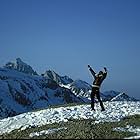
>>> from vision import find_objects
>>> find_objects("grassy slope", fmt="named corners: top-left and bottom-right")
top-left (1, 114), bottom-right (140, 139)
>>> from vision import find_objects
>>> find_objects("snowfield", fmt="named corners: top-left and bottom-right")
top-left (0, 101), bottom-right (140, 136)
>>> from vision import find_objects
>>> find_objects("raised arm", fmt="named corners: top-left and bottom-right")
top-left (88, 65), bottom-right (96, 79)
top-left (103, 67), bottom-right (107, 79)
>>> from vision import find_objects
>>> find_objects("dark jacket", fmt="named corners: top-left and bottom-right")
top-left (89, 67), bottom-right (107, 87)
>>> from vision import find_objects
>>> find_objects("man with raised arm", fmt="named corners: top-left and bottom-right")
top-left (88, 65), bottom-right (107, 111)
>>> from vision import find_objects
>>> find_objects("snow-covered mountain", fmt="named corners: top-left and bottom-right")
top-left (68, 79), bottom-right (91, 94)
top-left (67, 79), bottom-right (92, 99)
top-left (0, 60), bottom-right (85, 119)
top-left (111, 92), bottom-right (138, 101)
top-left (42, 71), bottom-right (91, 102)
top-left (101, 90), bottom-right (138, 102)
top-left (102, 90), bottom-right (120, 100)
top-left (0, 58), bottom-right (138, 119)
top-left (42, 70), bottom-right (73, 85)
top-left (42, 70), bottom-right (91, 97)
top-left (41, 70), bottom-right (138, 102)
top-left (4, 58), bottom-right (38, 76)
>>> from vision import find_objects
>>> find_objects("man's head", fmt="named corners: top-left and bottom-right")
top-left (99, 71), bottom-right (103, 75)
top-left (96, 71), bottom-right (103, 77)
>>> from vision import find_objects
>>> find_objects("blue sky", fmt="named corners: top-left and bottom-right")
top-left (0, 0), bottom-right (140, 99)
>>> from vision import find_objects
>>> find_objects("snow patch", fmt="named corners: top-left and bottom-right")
top-left (114, 125), bottom-right (140, 139)
top-left (29, 127), bottom-right (67, 137)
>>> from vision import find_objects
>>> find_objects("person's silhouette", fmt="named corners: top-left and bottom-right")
top-left (88, 65), bottom-right (107, 111)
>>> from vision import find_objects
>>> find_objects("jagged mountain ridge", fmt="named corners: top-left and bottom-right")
top-left (4, 58), bottom-right (38, 76)
top-left (111, 92), bottom-right (138, 101)
top-left (41, 66), bottom-right (138, 102)
top-left (0, 58), bottom-right (138, 119)
top-left (0, 67), bottom-right (84, 119)
top-left (42, 70), bottom-right (73, 85)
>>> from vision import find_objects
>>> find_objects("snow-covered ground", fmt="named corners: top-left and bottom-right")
top-left (0, 101), bottom-right (140, 137)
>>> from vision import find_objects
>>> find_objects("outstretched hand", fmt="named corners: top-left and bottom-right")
top-left (104, 67), bottom-right (107, 71)
top-left (88, 65), bottom-right (90, 68)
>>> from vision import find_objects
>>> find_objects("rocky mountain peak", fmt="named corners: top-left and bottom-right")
top-left (3, 58), bottom-right (38, 75)
top-left (42, 70), bottom-right (73, 85)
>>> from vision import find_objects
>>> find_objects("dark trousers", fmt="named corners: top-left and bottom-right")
top-left (91, 87), bottom-right (105, 111)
